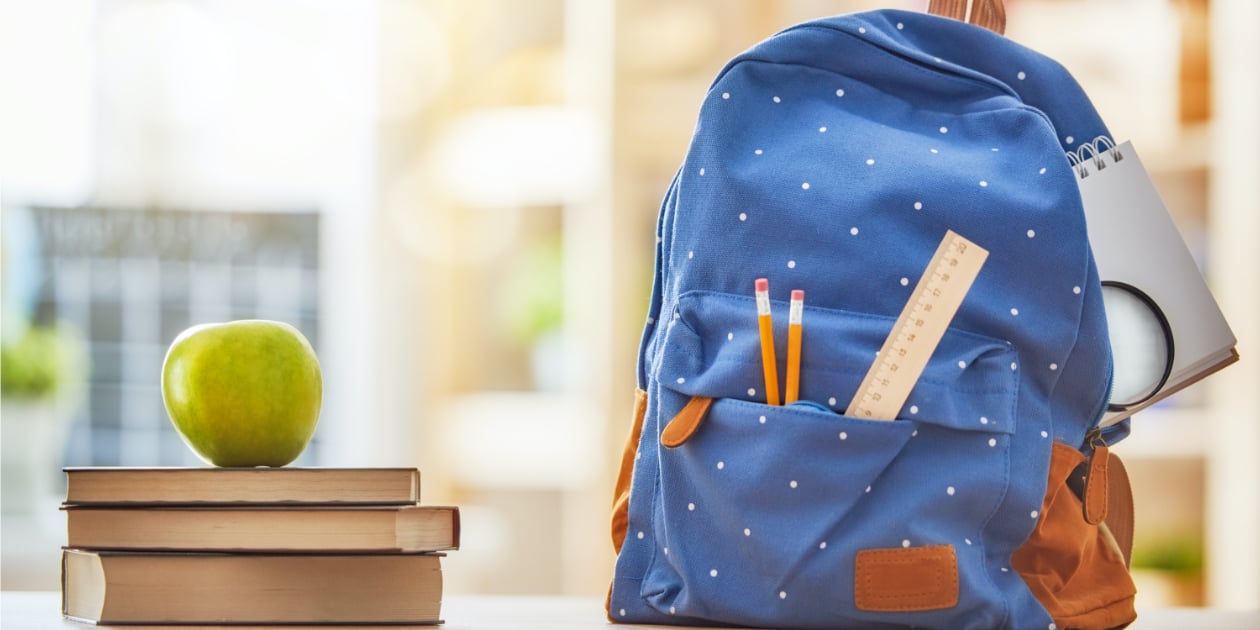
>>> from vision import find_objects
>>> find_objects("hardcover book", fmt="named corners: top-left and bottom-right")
top-left (62, 550), bottom-right (443, 624)
top-left (65, 505), bottom-right (460, 553)
top-left (63, 467), bottom-right (422, 506)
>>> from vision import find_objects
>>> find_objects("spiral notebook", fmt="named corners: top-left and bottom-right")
top-left (1073, 139), bottom-right (1239, 426)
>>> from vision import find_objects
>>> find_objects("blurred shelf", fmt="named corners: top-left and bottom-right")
top-left (1116, 406), bottom-right (1209, 459)
top-left (1142, 123), bottom-right (1212, 175)
top-left (437, 392), bottom-right (604, 491)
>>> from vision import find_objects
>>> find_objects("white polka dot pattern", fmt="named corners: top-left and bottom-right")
top-left (611, 9), bottom-right (1115, 628)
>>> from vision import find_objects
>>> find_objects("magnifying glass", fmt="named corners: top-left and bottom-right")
top-left (1101, 281), bottom-right (1175, 412)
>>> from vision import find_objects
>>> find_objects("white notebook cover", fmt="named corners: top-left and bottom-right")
top-left (1080, 141), bottom-right (1238, 426)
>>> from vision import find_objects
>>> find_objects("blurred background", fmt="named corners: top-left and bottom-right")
top-left (1, 0), bottom-right (1256, 611)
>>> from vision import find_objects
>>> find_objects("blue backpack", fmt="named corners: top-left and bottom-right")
top-left (610, 9), bottom-right (1137, 629)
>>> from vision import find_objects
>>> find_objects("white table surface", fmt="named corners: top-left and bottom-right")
top-left (4, 591), bottom-right (1258, 629)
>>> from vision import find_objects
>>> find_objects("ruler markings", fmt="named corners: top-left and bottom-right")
top-left (846, 230), bottom-right (989, 421)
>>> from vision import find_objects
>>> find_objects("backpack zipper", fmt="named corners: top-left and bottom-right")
top-left (774, 21), bottom-right (1023, 102)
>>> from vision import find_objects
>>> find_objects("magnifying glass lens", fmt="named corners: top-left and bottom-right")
top-left (1102, 282), bottom-right (1173, 410)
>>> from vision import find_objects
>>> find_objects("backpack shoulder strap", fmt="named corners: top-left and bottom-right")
top-left (929, 0), bottom-right (1007, 34)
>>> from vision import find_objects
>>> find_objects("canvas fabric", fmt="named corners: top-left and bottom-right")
top-left (611, 9), bottom-right (1134, 629)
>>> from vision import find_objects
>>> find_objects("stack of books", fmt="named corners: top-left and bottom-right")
top-left (59, 467), bottom-right (459, 625)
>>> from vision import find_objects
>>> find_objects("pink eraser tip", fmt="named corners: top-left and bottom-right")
top-left (791, 290), bottom-right (804, 300)
top-left (755, 278), bottom-right (769, 291)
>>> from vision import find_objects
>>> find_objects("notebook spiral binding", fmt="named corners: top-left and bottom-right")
top-left (1065, 135), bottom-right (1124, 179)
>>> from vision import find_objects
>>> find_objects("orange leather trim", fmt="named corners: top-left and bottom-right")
top-left (927, 0), bottom-right (967, 21)
top-left (660, 396), bottom-right (714, 448)
top-left (968, 0), bottom-right (1007, 35)
top-left (928, 0), bottom-right (1006, 34)
top-left (604, 583), bottom-right (615, 622)
top-left (1105, 452), bottom-right (1135, 567)
top-left (1012, 442), bottom-right (1137, 629)
top-left (1084, 443), bottom-right (1110, 525)
top-left (610, 389), bottom-right (648, 555)
top-left (854, 545), bottom-right (959, 612)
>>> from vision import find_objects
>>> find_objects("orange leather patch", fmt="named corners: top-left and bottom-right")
top-left (1012, 442), bottom-right (1136, 629)
top-left (1083, 443), bottom-right (1110, 525)
top-left (610, 389), bottom-right (648, 555)
top-left (854, 545), bottom-right (959, 612)
top-left (660, 396), bottom-right (714, 448)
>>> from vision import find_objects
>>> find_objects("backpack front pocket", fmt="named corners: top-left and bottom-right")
top-left (637, 290), bottom-right (1023, 629)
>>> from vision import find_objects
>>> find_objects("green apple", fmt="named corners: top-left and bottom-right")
top-left (161, 320), bottom-right (322, 467)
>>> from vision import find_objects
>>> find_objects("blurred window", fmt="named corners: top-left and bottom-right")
top-left (29, 207), bottom-right (321, 466)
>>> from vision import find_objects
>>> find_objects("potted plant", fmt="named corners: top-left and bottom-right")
top-left (498, 238), bottom-right (565, 391)
top-left (1130, 535), bottom-right (1205, 606)
top-left (1, 322), bottom-right (87, 513)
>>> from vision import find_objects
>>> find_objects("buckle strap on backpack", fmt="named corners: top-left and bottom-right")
top-left (1083, 428), bottom-right (1110, 525)
top-left (661, 396), bottom-right (714, 448)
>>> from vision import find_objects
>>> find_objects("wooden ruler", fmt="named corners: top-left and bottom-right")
top-left (847, 230), bottom-right (989, 421)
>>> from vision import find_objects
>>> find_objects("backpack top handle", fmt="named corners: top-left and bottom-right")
top-left (927, 0), bottom-right (1007, 35)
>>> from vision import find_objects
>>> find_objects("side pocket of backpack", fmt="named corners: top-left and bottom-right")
top-left (1012, 442), bottom-right (1137, 629)
top-left (612, 388), bottom-right (649, 555)
top-left (608, 388), bottom-right (650, 621)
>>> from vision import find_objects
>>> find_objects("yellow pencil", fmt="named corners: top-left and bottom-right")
top-left (755, 278), bottom-right (780, 406)
top-left (785, 289), bottom-right (804, 404)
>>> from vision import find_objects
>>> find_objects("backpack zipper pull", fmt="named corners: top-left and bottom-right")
top-left (1081, 427), bottom-right (1110, 525)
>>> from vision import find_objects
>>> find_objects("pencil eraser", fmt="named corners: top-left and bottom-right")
top-left (791, 290), bottom-right (804, 301)
top-left (755, 278), bottom-right (769, 292)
